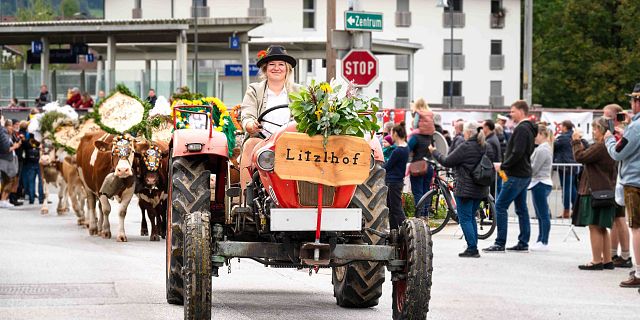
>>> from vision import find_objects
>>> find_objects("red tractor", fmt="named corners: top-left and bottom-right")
top-left (165, 104), bottom-right (433, 320)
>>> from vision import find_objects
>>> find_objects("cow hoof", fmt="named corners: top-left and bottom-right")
top-left (141, 229), bottom-right (149, 236)
top-left (41, 208), bottom-right (49, 215)
top-left (89, 227), bottom-right (99, 236)
top-left (101, 231), bottom-right (112, 239)
top-left (117, 234), bottom-right (128, 242)
top-left (77, 218), bottom-right (85, 225)
top-left (150, 234), bottom-right (160, 241)
top-left (57, 208), bottom-right (69, 215)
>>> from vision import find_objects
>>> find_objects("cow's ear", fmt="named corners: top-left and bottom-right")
top-left (94, 140), bottom-right (111, 152)
top-left (134, 139), bottom-right (150, 154)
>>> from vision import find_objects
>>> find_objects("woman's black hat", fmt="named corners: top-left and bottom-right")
top-left (256, 45), bottom-right (297, 68)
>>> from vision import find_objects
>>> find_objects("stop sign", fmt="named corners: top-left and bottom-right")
top-left (341, 49), bottom-right (378, 87)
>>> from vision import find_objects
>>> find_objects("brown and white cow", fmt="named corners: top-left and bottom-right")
top-left (133, 141), bottom-right (169, 241)
top-left (76, 131), bottom-right (139, 241)
top-left (61, 155), bottom-right (87, 226)
top-left (38, 140), bottom-right (69, 215)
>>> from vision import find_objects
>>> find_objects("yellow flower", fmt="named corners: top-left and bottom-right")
top-left (320, 83), bottom-right (333, 93)
top-left (221, 111), bottom-right (230, 118)
top-left (315, 110), bottom-right (323, 120)
top-left (212, 97), bottom-right (227, 112)
top-left (219, 118), bottom-right (226, 126)
top-left (215, 126), bottom-right (223, 132)
top-left (171, 100), bottom-right (178, 109)
top-left (182, 99), bottom-right (191, 105)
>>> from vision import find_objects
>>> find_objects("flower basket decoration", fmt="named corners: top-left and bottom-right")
top-left (289, 80), bottom-right (380, 147)
top-left (171, 96), bottom-right (237, 157)
top-left (88, 84), bottom-right (153, 138)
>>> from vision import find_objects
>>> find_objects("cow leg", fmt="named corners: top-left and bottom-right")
top-left (86, 192), bottom-right (99, 235)
top-left (69, 186), bottom-right (84, 224)
top-left (158, 201), bottom-right (167, 239)
top-left (99, 194), bottom-right (112, 239)
top-left (148, 207), bottom-right (160, 241)
top-left (40, 182), bottom-right (49, 215)
top-left (57, 177), bottom-right (69, 215)
top-left (116, 186), bottom-right (135, 242)
top-left (140, 204), bottom-right (149, 236)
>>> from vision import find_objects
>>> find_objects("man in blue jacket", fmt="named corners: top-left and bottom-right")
top-left (554, 120), bottom-right (579, 219)
top-left (605, 83), bottom-right (640, 292)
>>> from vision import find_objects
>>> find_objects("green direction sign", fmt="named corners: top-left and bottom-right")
top-left (344, 11), bottom-right (383, 32)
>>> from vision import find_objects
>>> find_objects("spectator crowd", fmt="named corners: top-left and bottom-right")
top-left (377, 83), bottom-right (640, 294)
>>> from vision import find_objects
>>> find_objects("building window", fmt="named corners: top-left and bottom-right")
top-left (396, 38), bottom-right (409, 70)
top-left (444, 39), bottom-right (463, 55)
top-left (397, 0), bottom-right (409, 12)
top-left (491, 40), bottom-right (502, 55)
top-left (303, 0), bottom-right (316, 29)
top-left (443, 81), bottom-right (462, 97)
top-left (194, 0), bottom-right (207, 6)
top-left (307, 60), bottom-right (314, 73)
top-left (322, 59), bottom-right (326, 68)
top-left (443, 0), bottom-right (463, 12)
top-left (443, 39), bottom-right (464, 70)
top-left (249, 0), bottom-right (266, 16)
top-left (396, 81), bottom-right (408, 98)
top-left (491, 0), bottom-right (502, 14)
top-left (250, 0), bottom-right (264, 7)
top-left (490, 81), bottom-right (502, 96)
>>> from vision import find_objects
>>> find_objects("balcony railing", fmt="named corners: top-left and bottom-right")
top-left (443, 12), bottom-right (465, 28)
top-left (489, 96), bottom-right (504, 108)
top-left (248, 7), bottom-right (267, 17)
top-left (443, 54), bottom-right (465, 70)
top-left (395, 97), bottom-right (410, 108)
top-left (442, 96), bottom-right (465, 107)
top-left (396, 11), bottom-right (412, 27)
top-left (490, 55), bottom-right (504, 70)
top-left (490, 14), bottom-right (505, 28)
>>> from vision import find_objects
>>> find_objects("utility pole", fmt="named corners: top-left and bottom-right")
top-left (193, 0), bottom-right (199, 93)
top-left (523, 0), bottom-right (533, 105)
top-left (326, 0), bottom-right (336, 81)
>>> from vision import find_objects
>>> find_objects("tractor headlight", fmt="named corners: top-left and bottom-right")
top-left (186, 143), bottom-right (203, 152)
top-left (257, 149), bottom-right (275, 171)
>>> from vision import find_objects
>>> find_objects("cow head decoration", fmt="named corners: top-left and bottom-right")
top-left (94, 134), bottom-right (136, 178)
top-left (39, 139), bottom-right (58, 167)
top-left (133, 140), bottom-right (169, 189)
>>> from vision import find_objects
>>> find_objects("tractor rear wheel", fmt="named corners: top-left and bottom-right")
top-left (333, 164), bottom-right (389, 308)
top-left (166, 157), bottom-right (211, 306)
top-left (184, 211), bottom-right (212, 320)
top-left (392, 218), bottom-right (433, 320)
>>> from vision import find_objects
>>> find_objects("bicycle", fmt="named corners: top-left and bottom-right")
top-left (414, 159), bottom-right (497, 240)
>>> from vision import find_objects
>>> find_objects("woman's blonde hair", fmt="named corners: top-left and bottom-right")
top-left (412, 98), bottom-right (431, 112)
top-left (537, 123), bottom-right (554, 148)
top-left (464, 121), bottom-right (485, 146)
top-left (259, 61), bottom-right (294, 87)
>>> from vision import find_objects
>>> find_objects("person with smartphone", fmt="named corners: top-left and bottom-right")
top-left (604, 84), bottom-right (640, 291)
top-left (603, 104), bottom-right (633, 269)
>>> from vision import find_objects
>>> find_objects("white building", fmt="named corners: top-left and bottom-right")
top-left (105, 0), bottom-right (521, 109)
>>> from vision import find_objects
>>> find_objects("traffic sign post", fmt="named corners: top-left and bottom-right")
top-left (344, 11), bottom-right (383, 32)
top-left (341, 49), bottom-right (378, 87)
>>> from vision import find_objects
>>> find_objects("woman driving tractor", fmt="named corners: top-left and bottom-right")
top-left (239, 45), bottom-right (302, 188)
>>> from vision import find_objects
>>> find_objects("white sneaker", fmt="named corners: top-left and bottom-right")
top-left (530, 242), bottom-right (549, 252)
top-left (0, 200), bottom-right (14, 208)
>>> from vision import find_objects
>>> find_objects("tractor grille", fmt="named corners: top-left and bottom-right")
top-left (297, 181), bottom-right (335, 207)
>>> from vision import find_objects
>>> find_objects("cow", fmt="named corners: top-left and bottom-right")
top-left (38, 140), bottom-right (69, 215)
top-left (76, 131), bottom-right (139, 241)
top-left (61, 155), bottom-right (87, 226)
top-left (133, 140), bottom-right (169, 241)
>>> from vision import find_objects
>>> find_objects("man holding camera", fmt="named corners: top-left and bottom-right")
top-left (605, 84), bottom-right (640, 292)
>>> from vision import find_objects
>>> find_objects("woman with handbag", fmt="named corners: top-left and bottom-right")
top-left (572, 117), bottom-right (618, 270)
top-left (408, 98), bottom-right (436, 219)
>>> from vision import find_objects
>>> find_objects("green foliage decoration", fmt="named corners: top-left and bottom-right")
top-left (289, 80), bottom-right (380, 147)
top-left (88, 84), bottom-right (154, 139)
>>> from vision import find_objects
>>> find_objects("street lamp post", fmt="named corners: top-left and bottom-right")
top-left (437, 0), bottom-right (454, 109)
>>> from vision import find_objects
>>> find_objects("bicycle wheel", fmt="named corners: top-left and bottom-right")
top-left (476, 195), bottom-right (497, 240)
top-left (416, 183), bottom-right (453, 235)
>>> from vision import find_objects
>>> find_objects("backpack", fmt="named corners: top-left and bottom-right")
top-left (471, 149), bottom-right (495, 186)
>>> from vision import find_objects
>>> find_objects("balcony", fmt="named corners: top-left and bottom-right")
top-left (443, 12), bottom-right (465, 28)
top-left (490, 55), bottom-right (504, 70)
top-left (191, 6), bottom-right (210, 18)
top-left (489, 96), bottom-right (504, 108)
top-left (395, 97), bottom-right (410, 108)
top-left (395, 11), bottom-right (412, 27)
top-left (490, 14), bottom-right (505, 29)
top-left (248, 7), bottom-right (267, 17)
top-left (443, 54), bottom-right (465, 70)
top-left (442, 96), bottom-right (465, 107)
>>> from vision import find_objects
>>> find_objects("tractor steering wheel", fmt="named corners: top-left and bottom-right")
top-left (255, 104), bottom-right (291, 139)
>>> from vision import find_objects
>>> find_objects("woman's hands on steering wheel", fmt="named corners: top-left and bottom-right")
top-left (245, 120), bottom-right (262, 135)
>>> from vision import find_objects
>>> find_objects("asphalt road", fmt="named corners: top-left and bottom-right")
top-left (1, 195), bottom-right (639, 320)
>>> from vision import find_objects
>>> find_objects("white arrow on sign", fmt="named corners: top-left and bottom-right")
top-left (347, 16), bottom-right (356, 26)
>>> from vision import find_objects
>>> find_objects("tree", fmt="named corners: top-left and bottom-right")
top-left (533, 0), bottom-right (640, 109)
top-left (60, 0), bottom-right (80, 19)
top-left (16, 0), bottom-right (55, 21)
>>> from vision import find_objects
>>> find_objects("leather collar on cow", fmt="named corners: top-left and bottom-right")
top-left (112, 135), bottom-right (133, 159)
top-left (143, 145), bottom-right (161, 172)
